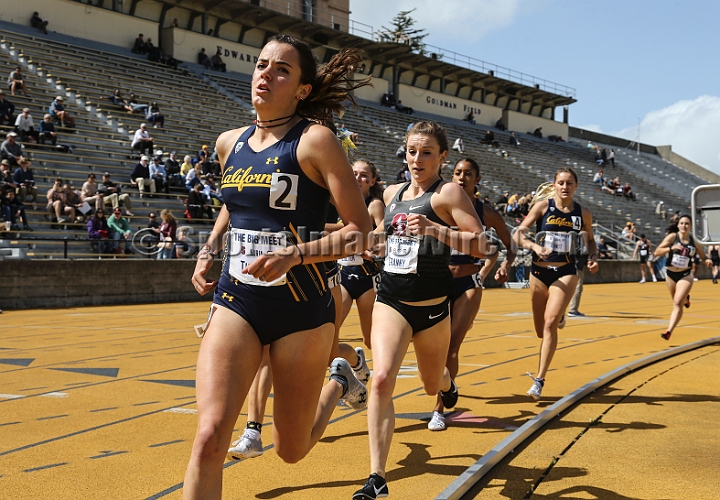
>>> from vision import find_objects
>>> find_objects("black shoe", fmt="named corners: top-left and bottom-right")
top-left (440, 378), bottom-right (459, 409)
top-left (661, 331), bottom-right (672, 341)
top-left (684, 295), bottom-right (690, 309)
top-left (353, 474), bottom-right (388, 499)
top-left (22, 225), bottom-right (33, 232)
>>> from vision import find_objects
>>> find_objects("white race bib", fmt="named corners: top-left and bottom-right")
top-left (543, 232), bottom-right (573, 253)
top-left (670, 254), bottom-right (690, 268)
top-left (384, 235), bottom-right (420, 274)
top-left (229, 228), bottom-right (287, 286)
top-left (640, 249), bottom-right (648, 256)
top-left (338, 254), bottom-right (364, 267)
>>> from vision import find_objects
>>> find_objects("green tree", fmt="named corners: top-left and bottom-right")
top-left (379, 9), bottom-right (429, 55)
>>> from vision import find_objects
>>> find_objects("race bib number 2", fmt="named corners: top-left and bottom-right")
top-left (229, 228), bottom-right (287, 286)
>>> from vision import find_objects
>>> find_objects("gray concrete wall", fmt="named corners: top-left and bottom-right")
top-left (0, 259), bottom-right (713, 310)
top-left (655, 146), bottom-right (720, 184)
top-left (569, 127), bottom-right (658, 155)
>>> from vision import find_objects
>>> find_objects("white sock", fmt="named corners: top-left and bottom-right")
top-left (244, 428), bottom-right (260, 441)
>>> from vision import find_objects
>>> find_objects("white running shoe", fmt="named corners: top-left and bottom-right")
top-left (428, 411), bottom-right (446, 431)
top-left (353, 347), bottom-right (371, 384)
top-left (526, 372), bottom-right (544, 401)
top-left (639, 278), bottom-right (646, 283)
top-left (227, 430), bottom-right (263, 460)
top-left (330, 357), bottom-right (368, 410)
top-left (652, 276), bottom-right (657, 282)
top-left (558, 315), bottom-right (566, 329)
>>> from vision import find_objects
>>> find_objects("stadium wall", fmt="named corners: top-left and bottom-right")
top-left (0, 0), bottom-right (157, 50)
top-left (163, 28), bottom-right (260, 75)
top-left (0, 259), bottom-right (711, 310)
top-left (655, 146), bottom-right (720, 184)
top-left (397, 84), bottom-right (502, 126)
top-left (503, 110), bottom-right (568, 140)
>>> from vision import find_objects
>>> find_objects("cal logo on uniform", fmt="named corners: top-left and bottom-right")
top-left (234, 141), bottom-right (244, 154)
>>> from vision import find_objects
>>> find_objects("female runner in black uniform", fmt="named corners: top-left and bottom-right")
top-left (428, 158), bottom-right (515, 431)
top-left (654, 215), bottom-right (713, 340)
top-left (513, 168), bottom-right (598, 401)
top-left (353, 122), bottom-right (491, 499)
top-left (709, 244), bottom-right (719, 284)
top-left (186, 35), bottom-right (373, 499)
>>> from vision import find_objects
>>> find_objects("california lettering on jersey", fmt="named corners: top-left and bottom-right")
top-left (545, 214), bottom-right (582, 230)
top-left (222, 164), bottom-right (279, 191)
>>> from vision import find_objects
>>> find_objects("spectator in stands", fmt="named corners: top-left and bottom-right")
top-left (463, 110), bottom-right (476, 125)
top-left (655, 200), bottom-right (667, 220)
top-left (394, 99), bottom-right (413, 115)
top-left (187, 181), bottom-right (213, 221)
top-left (174, 226), bottom-right (191, 259)
top-left (81, 173), bottom-right (104, 212)
top-left (46, 178), bottom-right (73, 224)
top-left (597, 237), bottom-right (612, 259)
top-left (1, 160), bottom-right (17, 192)
top-left (14, 108), bottom-right (38, 143)
top-left (180, 154), bottom-right (193, 178)
top-left (132, 34), bottom-right (147, 55)
top-left (159, 49), bottom-right (180, 70)
top-left (452, 136), bottom-right (464, 154)
top-left (108, 207), bottom-right (132, 254)
top-left (0, 91), bottom-right (16, 126)
top-left (669, 211), bottom-right (680, 225)
top-left (594, 149), bottom-right (603, 165)
top-left (2, 132), bottom-right (24, 168)
top-left (380, 92), bottom-right (395, 107)
top-left (508, 131), bottom-right (520, 147)
top-left (108, 90), bottom-right (133, 113)
top-left (130, 155), bottom-right (156, 197)
top-left (1, 188), bottom-right (32, 231)
top-left (202, 173), bottom-right (223, 204)
top-left (7, 67), bottom-right (29, 97)
top-left (622, 183), bottom-right (636, 200)
top-left (211, 50), bottom-right (227, 72)
top-left (146, 212), bottom-right (160, 230)
top-left (592, 170), bottom-right (605, 187)
top-left (483, 195), bottom-right (492, 207)
top-left (31, 12), bottom-right (49, 35)
top-left (146, 102), bottom-right (165, 128)
top-left (208, 148), bottom-right (221, 176)
top-left (170, 18), bottom-right (180, 28)
top-left (395, 144), bottom-right (406, 161)
top-left (87, 208), bottom-right (112, 255)
top-left (198, 151), bottom-right (215, 176)
top-left (338, 123), bottom-right (360, 144)
top-left (131, 123), bottom-right (154, 155)
top-left (621, 221), bottom-right (636, 240)
top-left (63, 184), bottom-right (86, 222)
top-left (185, 162), bottom-right (203, 191)
top-left (481, 130), bottom-right (499, 147)
top-left (150, 150), bottom-right (168, 194)
top-left (496, 190), bottom-right (509, 214)
top-left (38, 114), bottom-right (58, 145)
top-left (197, 48), bottom-right (212, 69)
top-left (608, 149), bottom-right (616, 168)
top-left (98, 172), bottom-right (133, 216)
top-left (12, 157), bottom-right (37, 204)
top-left (146, 38), bottom-right (161, 63)
top-left (600, 148), bottom-right (607, 166)
top-left (152, 209), bottom-right (177, 259)
top-left (495, 118), bottom-right (506, 131)
top-left (165, 150), bottom-right (182, 187)
top-left (49, 96), bottom-right (75, 128)
top-left (395, 165), bottom-right (409, 183)
top-left (533, 127), bottom-right (542, 138)
top-left (127, 94), bottom-right (148, 114)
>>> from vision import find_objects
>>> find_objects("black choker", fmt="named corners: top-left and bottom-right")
top-left (255, 114), bottom-right (296, 129)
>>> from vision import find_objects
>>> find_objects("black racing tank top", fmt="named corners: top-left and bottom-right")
top-left (638, 240), bottom-right (650, 257)
top-left (667, 232), bottom-right (696, 270)
top-left (379, 179), bottom-right (453, 301)
top-left (711, 247), bottom-right (719, 260)
top-left (220, 119), bottom-right (331, 301)
top-left (449, 197), bottom-right (485, 266)
top-left (534, 198), bottom-right (584, 264)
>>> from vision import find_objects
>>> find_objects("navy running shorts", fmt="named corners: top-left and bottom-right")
top-left (531, 262), bottom-right (577, 288)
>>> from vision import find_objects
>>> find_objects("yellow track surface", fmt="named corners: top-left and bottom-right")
top-left (1, 281), bottom-right (718, 499)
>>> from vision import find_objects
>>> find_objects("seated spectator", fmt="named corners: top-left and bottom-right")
top-left (547, 134), bottom-right (563, 142)
top-left (0, 91), bottom-right (15, 126)
top-left (30, 12), bottom-right (49, 35)
top-left (208, 148), bottom-right (221, 176)
top-left (180, 154), bottom-right (193, 178)
top-left (211, 50), bottom-right (227, 72)
top-left (203, 174), bottom-right (223, 205)
top-left (338, 123), bottom-right (360, 143)
top-left (130, 155), bottom-right (156, 197)
top-left (622, 183), bottom-right (636, 200)
top-left (508, 131), bottom-right (520, 147)
top-left (611, 176), bottom-right (623, 195)
top-left (395, 100), bottom-right (413, 115)
top-left (131, 34), bottom-right (147, 54)
top-left (1, 160), bottom-right (17, 192)
top-left (481, 130), bottom-right (499, 147)
top-left (594, 150), bottom-right (603, 165)
top-left (2, 131), bottom-right (24, 167)
top-left (7, 67), bottom-right (29, 97)
top-left (396, 165), bottom-right (409, 183)
top-left (152, 209), bottom-right (177, 259)
top-left (592, 170), bottom-right (604, 186)
top-left (81, 173), bottom-right (104, 212)
top-left (146, 102), bottom-right (164, 128)
top-left (158, 49), bottom-right (180, 70)
top-left (150, 150), bottom-right (168, 194)
top-left (98, 172), bottom-right (133, 216)
top-left (46, 178), bottom-right (74, 224)
top-left (196, 144), bottom-right (210, 163)
top-left (165, 150), bottom-right (183, 188)
top-left (482, 195), bottom-right (492, 207)
top-left (12, 157), bottom-right (37, 204)
top-left (380, 92), bottom-right (395, 107)
top-left (463, 110), bottom-right (476, 125)
top-left (174, 226), bottom-right (191, 259)
top-left (14, 108), bottom-right (39, 143)
top-left (197, 48), bottom-right (212, 69)
top-left (1, 187), bottom-right (32, 231)
top-left (533, 127), bottom-right (543, 138)
top-left (600, 147), bottom-right (607, 166)
top-left (108, 90), bottom-right (133, 112)
top-left (87, 208), bottom-right (112, 254)
top-left (108, 208), bottom-right (132, 254)
top-left (655, 200), bottom-right (667, 220)
top-left (146, 39), bottom-right (161, 63)
top-left (185, 163), bottom-right (203, 191)
top-left (146, 212), bottom-right (161, 230)
top-left (131, 123), bottom-right (154, 154)
top-left (198, 151), bottom-right (214, 176)
top-left (495, 190), bottom-right (509, 214)
top-left (187, 182), bottom-right (213, 221)
top-left (395, 144), bottom-right (407, 160)
top-left (669, 211), bottom-right (680, 224)
top-left (127, 94), bottom-right (149, 114)
top-left (495, 118), bottom-right (506, 131)
top-left (38, 114), bottom-right (58, 145)
top-left (63, 184), bottom-right (86, 222)
top-left (49, 96), bottom-right (75, 128)
top-left (505, 192), bottom-right (520, 217)
top-left (621, 221), bottom-right (636, 240)
top-left (597, 237), bottom-right (612, 259)
top-left (452, 136), bottom-right (464, 154)
top-left (170, 18), bottom-right (180, 28)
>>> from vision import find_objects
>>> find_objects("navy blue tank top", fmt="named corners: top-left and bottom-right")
top-left (534, 198), bottom-right (584, 264)
top-left (379, 179), bottom-right (453, 301)
top-left (220, 119), bottom-right (331, 301)
top-left (449, 197), bottom-right (485, 266)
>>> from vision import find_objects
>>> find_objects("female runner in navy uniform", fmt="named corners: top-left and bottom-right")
top-left (354, 122), bottom-right (491, 500)
top-left (427, 157), bottom-right (515, 431)
top-left (654, 215), bottom-right (712, 340)
top-left (185, 35), bottom-right (372, 499)
top-left (513, 168), bottom-right (598, 401)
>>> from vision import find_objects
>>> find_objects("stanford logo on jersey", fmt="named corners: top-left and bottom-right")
top-left (391, 213), bottom-right (408, 236)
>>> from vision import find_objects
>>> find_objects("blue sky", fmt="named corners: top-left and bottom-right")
top-left (349, 0), bottom-right (720, 175)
